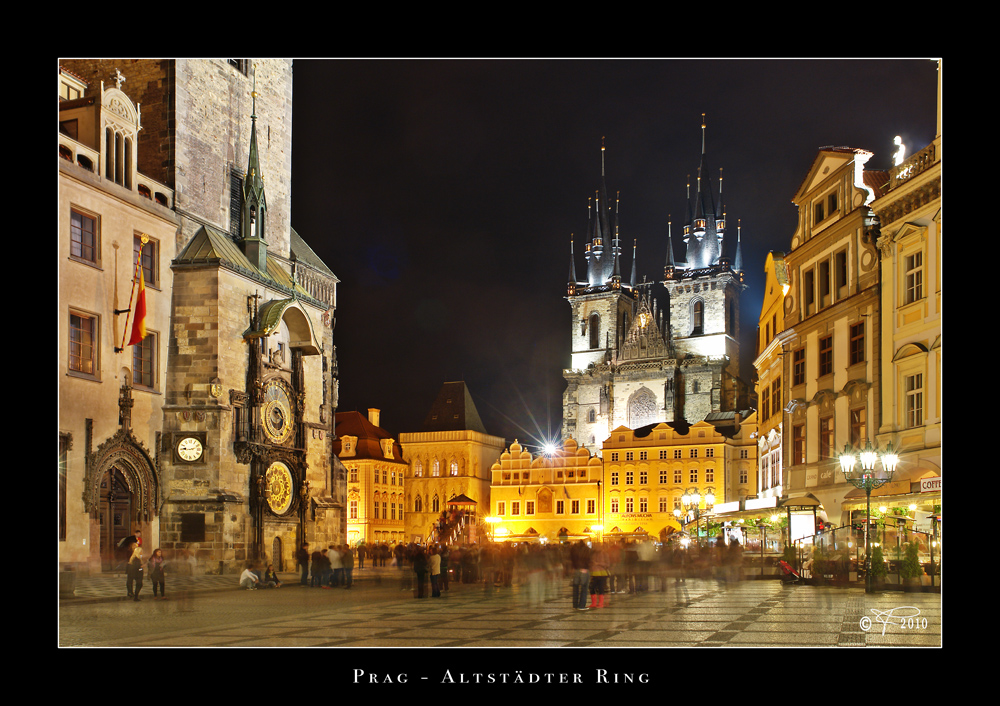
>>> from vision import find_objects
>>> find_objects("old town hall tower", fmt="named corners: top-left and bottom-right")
top-left (562, 121), bottom-right (750, 448)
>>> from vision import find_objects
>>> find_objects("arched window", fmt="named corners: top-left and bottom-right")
top-left (432, 460), bottom-right (440, 477)
top-left (449, 460), bottom-right (459, 476)
top-left (414, 459), bottom-right (423, 477)
top-left (589, 312), bottom-right (601, 349)
top-left (692, 300), bottom-right (704, 335)
top-left (587, 409), bottom-right (596, 423)
top-left (432, 496), bottom-right (440, 513)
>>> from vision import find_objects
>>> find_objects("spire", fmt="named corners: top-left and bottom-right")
top-left (567, 236), bottom-right (578, 296)
top-left (630, 239), bottom-right (637, 288)
top-left (734, 219), bottom-right (744, 273)
top-left (241, 64), bottom-right (268, 272)
top-left (664, 216), bottom-right (676, 280)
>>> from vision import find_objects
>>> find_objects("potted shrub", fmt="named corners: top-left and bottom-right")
top-left (900, 541), bottom-right (924, 591)
top-left (869, 544), bottom-right (887, 589)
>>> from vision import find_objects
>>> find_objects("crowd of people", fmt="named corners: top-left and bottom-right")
top-left (280, 535), bottom-right (747, 608)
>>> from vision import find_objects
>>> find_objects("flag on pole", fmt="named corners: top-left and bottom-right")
top-left (127, 266), bottom-right (147, 346)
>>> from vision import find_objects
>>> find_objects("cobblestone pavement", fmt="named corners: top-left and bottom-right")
top-left (59, 568), bottom-right (941, 648)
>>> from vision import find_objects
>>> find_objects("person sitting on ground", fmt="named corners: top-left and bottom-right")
top-left (263, 564), bottom-right (282, 588)
top-left (240, 563), bottom-right (261, 590)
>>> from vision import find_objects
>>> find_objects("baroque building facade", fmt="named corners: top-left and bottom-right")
top-left (400, 382), bottom-right (506, 544)
top-left (562, 125), bottom-right (750, 450)
top-left (335, 409), bottom-right (407, 547)
top-left (59, 60), bottom-right (343, 576)
top-left (866, 61), bottom-right (942, 525)
top-left (779, 146), bottom-right (887, 526)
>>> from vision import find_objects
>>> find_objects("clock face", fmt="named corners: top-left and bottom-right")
top-left (262, 379), bottom-right (294, 444)
top-left (177, 436), bottom-right (203, 462)
top-left (265, 462), bottom-right (293, 515)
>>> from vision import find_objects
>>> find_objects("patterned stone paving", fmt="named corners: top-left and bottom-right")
top-left (59, 569), bottom-right (941, 648)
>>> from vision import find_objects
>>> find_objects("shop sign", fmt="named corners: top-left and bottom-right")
top-left (920, 476), bottom-right (942, 493)
top-left (714, 501), bottom-right (739, 513)
top-left (745, 496), bottom-right (778, 510)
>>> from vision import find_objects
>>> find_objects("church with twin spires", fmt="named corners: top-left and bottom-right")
top-left (562, 120), bottom-right (752, 449)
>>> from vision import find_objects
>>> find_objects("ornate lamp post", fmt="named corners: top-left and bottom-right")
top-left (839, 440), bottom-right (899, 593)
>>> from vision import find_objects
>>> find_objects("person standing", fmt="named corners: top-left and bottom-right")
top-left (296, 542), bottom-right (310, 586)
top-left (328, 545), bottom-right (343, 587)
top-left (357, 543), bottom-right (366, 570)
top-left (569, 540), bottom-right (592, 610)
top-left (428, 546), bottom-right (442, 597)
top-left (412, 546), bottom-right (428, 598)
top-left (341, 545), bottom-right (354, 588)
top-left (127, 545), bottom-right (144, 601)
top-left (147, 548), bottom-right (166, 600)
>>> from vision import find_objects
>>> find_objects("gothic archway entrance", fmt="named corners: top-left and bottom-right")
top-left (99, 467), bottom-right (134, 571)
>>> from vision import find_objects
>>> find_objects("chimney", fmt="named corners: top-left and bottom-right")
top-left (368, 408), bottom-right (381, 428)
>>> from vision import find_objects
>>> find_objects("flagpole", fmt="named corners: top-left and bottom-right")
top-left (116, 235), bottom-right (148, 352)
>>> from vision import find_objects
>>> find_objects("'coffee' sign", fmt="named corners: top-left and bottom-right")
top-left (920, 477), bottom-right (942, 493)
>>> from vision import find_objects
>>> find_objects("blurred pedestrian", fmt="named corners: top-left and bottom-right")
top-left (147, 548), bottom-right (166, 600)
top-left (296, 542), bottom-right (310, 586)
top-left (127, 545), bottom-right (144, 601)
top-left (569, 540), bottom-right (592, 610)
top-left (342, 545), bottom-right (354, 588)
top-left (429, 546), bottom-right (442, 597)
top-left (329, 545), bottom-right (343, 587)
top-left (412, 546), bottom-right (428, 598)
top-left (590, 544), bottom-right (610, 609)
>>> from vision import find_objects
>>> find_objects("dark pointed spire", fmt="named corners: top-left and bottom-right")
top-left (241, 64), bottom-right (268, 272)
top-left (630, 239), bottom-right (637, 288)
top-left (734, 219), bottom-right (744, 273)
top-left (567, 235), bottom-right (578, 296)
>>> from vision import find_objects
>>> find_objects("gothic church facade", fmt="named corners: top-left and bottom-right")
top-left (562, 124), bottom-right (750, 448)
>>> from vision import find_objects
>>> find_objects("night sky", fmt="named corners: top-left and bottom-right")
top-left (289, 59), bottom-right (939, 449)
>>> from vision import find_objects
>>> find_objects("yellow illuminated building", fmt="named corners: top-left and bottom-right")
top-left (488, 439), bottom-right (602, 543)
top-left (601, 417), bottom-right (757, 539)
top-left (335, 409), bottom-right (408, 547)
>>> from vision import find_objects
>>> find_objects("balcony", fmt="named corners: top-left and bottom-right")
top-left (888, 139), bottom-right (938, 190)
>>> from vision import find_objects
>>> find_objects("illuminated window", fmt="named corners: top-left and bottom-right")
top-left (771, 378), bottom-right (782, 416)
top-left (497, 501), bottom-right (505, 515)
top-left (526, 501), bottom-right (535, 516)
top-left (610, 498), bottom-right (619, 513)
top-left (639, 497), bottom-right (648, 513)
top-left (819, 336), bottom-right (833, 376)
top-left (674, 468), bottom-right (682, 484)
top-left (905, 252), bottom-right (924, 304)
top-left (793, 347), bottom-right (806, 386)
top-left (69, 311), bottom-right (97, 375)
top-left (692, 300), bottom-right (704, 335)
top-left (706, 467), bottom-right (715, 483)
top-left (512, 501), bottom-right (520, 516)
top-left (659, 497), bottom-right (669, 513)
top-left (413, 460), bottom-right (422, 477)
top-left (850, 407), bottom-right (866, 447)
top-left (905, 374), bottom-right (923, 428)
top-left (625, 498), bottom-right (633, 513)
top-left (850, 322), bottom-right (865, 365)
top-left (432, 460), bottom-right (440, 477)
top-left (450, 460), bottom-right (458, 476)
top-left (350, 500), bottom-right (358, 519)
top-left (792, 424), bottom-right (805, 465)
top-left (587, 499), bottom-right (596, 514)
top-left (626, 471), bottom-right (633, 485)
top-left (70, 209), bottom-right (98, 264)
top-left (639, 470), bottom-right (648, 484)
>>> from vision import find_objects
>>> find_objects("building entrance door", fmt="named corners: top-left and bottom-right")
top-left (99, 468), bottom-right (133, 571)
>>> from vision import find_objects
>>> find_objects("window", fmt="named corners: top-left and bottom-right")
top-left (625, 451), bottom-right (634, 461)
top-left (660, 469), bottom-right (668, 483)
top-left (639, 497), bottom-right (648, 513)
top-left (659, 450), bottom-right (669, 460)
top-left (415, 496), bottom-right (423, 512)
top-left (814, 201), bottom-right (825, 223)
top-left (850, 407), bottom-right (866, 447)
top-left (740, 449), bottom-right (749, 459)
top-left (349, 501), bottom-right (358, 520)
top-left (792, 425), bottom-right (805, 465)
top-left (625, 471), bottom-right (634, 485)
top-left (819, 336), bottom-right (833, 376)
top-left (571, 500), bottom-right (580, 514)
top-left (610, 452), bottom-right (619, 462)
top-left (512, 502), bottom-right (520, 516)
top-left (761, 386), bottom-right (770, 420)
top-left (134, 234), bottom-right (158, 288)
top-left (69, 311), bottom-right (98, 376)
top-left (771, 378), bottom-right (782, 417)
top-left (432, 496), bottom-right (440, 513)
top-left (70, 209), bottom-right (98, 263)
top-left (835, 250), bottom-right (848, 297)
top-left (706, 468), bottom-right (715, 483)
top-left (59, 435), bottom-right (69, 541)
top-left (793, 348), bottom-right (806, 386)
top-left (589, 313), bottom-right (601, 349)
top-left (497, 501), bottom-right (505, 516)
top-left (449, 460), bottom-right (458, 476)
top-left (526, 501), bottom-right (535, 516)
top-left (611, 471), bottom-right (619, 486)
top-left (740, 467), bottom-right (749, 484)
top-left (349, 468), bottom-right (358, 482)
top-left (625, 498), bottom-right (633, 513)
top-left (391, 471), bottom-right (396, 486)
top-left (849, 322), bottom-right (865, 366)
top-left (639, 470), bottom-right (647, 484)
top-left (819, 260), bottom-right (831, 309)
top-left (372, 500), bottom-right (379, 519)
top-left (413, 460), bottom-right (422, 477)
top-left (659, 498), bottom-right (669, 513)
top-left (610, 498), bottom-right (619, 513)
top-left (803, 269), bottom-right (815, 314)
top-left (819, 416), bottom-right (833, 459)
top-left (391, 503), bottom-right (396, 520)
top-left (705, 448), bottom-right (715, 458)
top-left (690, 449), bottom-right (698, 458)
top-left (827, 192), bottom-right (838, 215)
top-left (692, 300), bottom-right (704, 335)
top-left (905, 252), bottom-right (924, 304)
top-left (132, 332), bottom-right (156, 389)
top-left (905, 374), bottom-right (924, 428)
top-left (432, 460), bottom-right (440, 477)
top-left (639, 451), bottom-right (648, 461)
top-left (555, 500), bottom-right (564, 514)
top-left (587, 499), bottom-right (596, 514)
top-left (588, 409), bottom-right (596, 423)
top-left (690, 469), bottom-right (698, 483)
top-left (674, 449), bottom-right (682, 459)
top-left (674, 469), bottom-right (682, 484)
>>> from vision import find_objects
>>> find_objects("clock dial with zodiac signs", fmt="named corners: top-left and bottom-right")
top-left (265, 461), bottom-right (294, 515)
top-left (261, 379), bottom-right (294, 445)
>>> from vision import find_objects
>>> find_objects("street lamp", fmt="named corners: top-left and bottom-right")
top-left (839, 440), bottom-right (899, 593)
